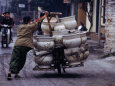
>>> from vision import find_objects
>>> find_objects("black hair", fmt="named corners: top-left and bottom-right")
top-left (4, 12), bottom-right (10, 14)
top-left (40, 11), bottom-right (45, 17)
top-left (23, 16), bottom-right (31, 24)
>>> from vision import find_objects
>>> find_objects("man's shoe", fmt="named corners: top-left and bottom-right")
top-left (7, 74), bottom-right (12, 81)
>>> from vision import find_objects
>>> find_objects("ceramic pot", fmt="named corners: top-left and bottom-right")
top-left (53, 35), bottom-right (63, 45)
top-left (82, 37), bottom-right (87, 44)
top-left (66, 55), bottom-right (79, 63)
top-left (79, 53), bottom-right (84, 60)
top-left (41, 17), bottom-right (57, 35)
top-left (33, 35), bottom-right (40, 48)
top-left (59, 16), bottom-right (77, 30)
top-left (35, 54), bottom-right (53, 66)
top-left (83, 51), bottom-right (89, 59)
top-left (41, 22), bottom-right (56, 35)
top-left (54, 23), bottom-right (66, 31)
top-left (34, 36), bottom-right (54, 51)
top-left (52, 30), bottom-right (69, 35)
top-left (64, 47), bottom-right (80, 56)
top-left (80, 43), bottom-right (89, 51)
top-left (76, 32), bottom-right (87, 44)
top-left (63, 34), bottom-right (81, 48)
top-left (35, 51), bottom-right (50, 57)
top-left (52, 30), bottom-right (69, 47)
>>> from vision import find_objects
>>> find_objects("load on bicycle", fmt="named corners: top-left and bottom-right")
top-left (33, 12), bottom-right (89, 75)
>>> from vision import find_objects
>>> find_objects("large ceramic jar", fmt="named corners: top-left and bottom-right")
top-left (54, 23), bottom-right (66, 31)
top-left (41, 17), bottom-right (57, 36)
top-left (63, 34), bottom-right (81, 48)
top-left (52, 30), bottom-right (69, 36)
top-left (76, 32), bottom-right (87, 44)
top-left (82, 37), bottom-right (87, 44)
top-left (64, 47), bottom-right (80, 56)
top-left (83, 51), bottom-right (89, 60)
top-left (52, 30), bottom-right (68, 47)
top-left (33, 35), bottom-right (49, 48)
top-left (59, 16), bottom-right (77, 30)
top-left (35, 53), bottom-right (53, 66)
top-left (33, 35), bottom-right (38, 48)
top-left (34, 36), bottom-right (54, 51)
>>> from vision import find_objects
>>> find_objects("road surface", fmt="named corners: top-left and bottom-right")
top-left (0, 28), bottom-right (115, 86)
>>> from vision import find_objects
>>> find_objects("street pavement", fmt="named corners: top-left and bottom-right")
top-left (0, 28), bottom-right (115, 86)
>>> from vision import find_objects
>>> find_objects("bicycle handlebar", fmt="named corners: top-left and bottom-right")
top-left (1, 25), bottom-right (11, 28)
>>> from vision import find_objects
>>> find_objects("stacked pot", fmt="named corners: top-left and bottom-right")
top-left (63, 33), bottom-right (89, 66)
top-left (33, 16), bottom-right (89, 67)
top-left (33, 36), bottom-right (54, 68)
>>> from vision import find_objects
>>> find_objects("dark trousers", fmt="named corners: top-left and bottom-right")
top-left (9, 46), bottom-right (32, 74)
top-left (10, 28), bottom-right (12, 40)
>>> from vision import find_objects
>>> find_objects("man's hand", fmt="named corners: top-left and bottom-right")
top-left (42, 11), bottom-right (49, 18)
top-left (44, 11), bottom-right (49, 17)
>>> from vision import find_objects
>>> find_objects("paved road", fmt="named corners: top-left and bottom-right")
top-left (0, 31), bottom-right (115, 86)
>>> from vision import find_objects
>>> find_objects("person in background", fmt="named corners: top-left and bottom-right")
top-left (1, 12), bottom-right (14, 42)
top-left (7, 11), bottom-right (49, 80)
top-left (35, 11), bottom-right (46, 35)
top-left (78, 22), bottom-right (87, 31)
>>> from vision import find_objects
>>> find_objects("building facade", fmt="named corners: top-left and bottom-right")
top-left (0, 0), bottom-right (12, 13)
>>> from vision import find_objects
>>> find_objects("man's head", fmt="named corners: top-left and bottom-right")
top-left (40, 11), bottom-right (45, 17)
top-left (23, 16), bottom-right (31, 24)
top-left (4, 12), bottom-right (10, 18)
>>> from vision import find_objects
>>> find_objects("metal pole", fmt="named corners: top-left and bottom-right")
top-left (98, 0), bottom-right (102, 45)
top-left (74, 0), bottom-right (79, 21)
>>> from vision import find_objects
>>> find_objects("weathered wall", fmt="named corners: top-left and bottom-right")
top-left (77, 3), bottom-right (86, 26)
top-left (104, 0), bottom-right (115, 53)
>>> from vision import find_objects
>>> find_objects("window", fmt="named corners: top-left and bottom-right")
top-left (101, 0), bottom-right (106, 25)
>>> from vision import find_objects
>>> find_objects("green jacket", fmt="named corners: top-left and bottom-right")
top-left (14, 17), bottom-right (44, 48)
